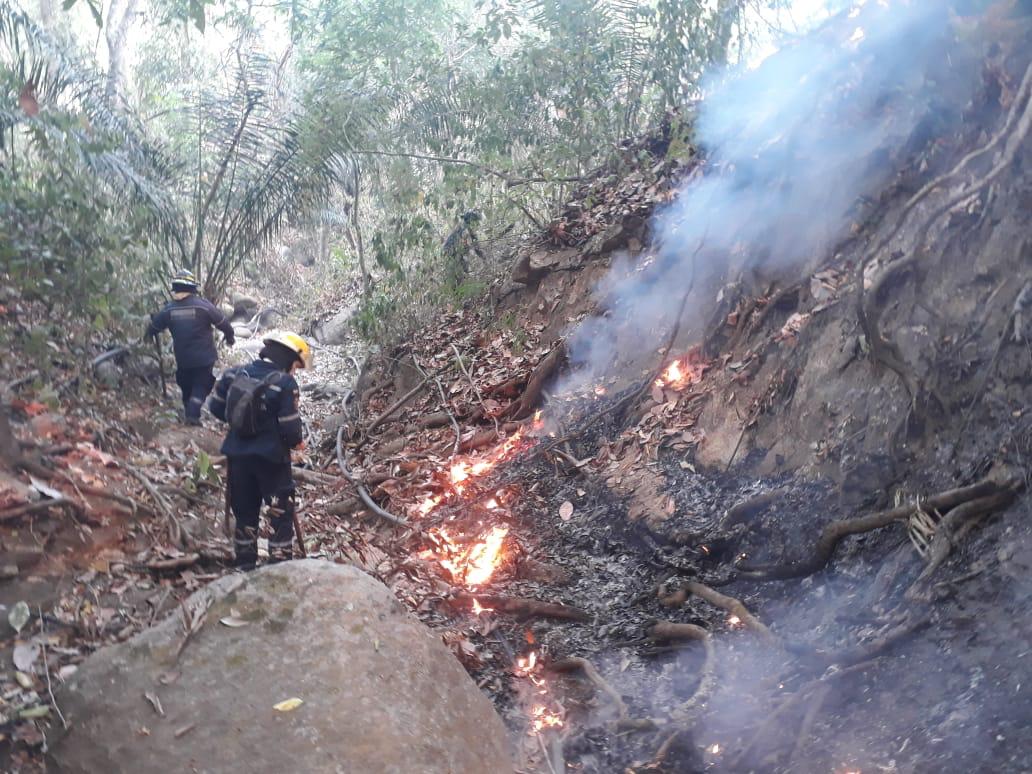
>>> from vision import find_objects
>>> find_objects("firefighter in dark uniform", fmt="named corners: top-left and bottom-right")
top-left (210, 331), bottom-right (310, 568)
top-left (146, 269), bottom-right (235, 425)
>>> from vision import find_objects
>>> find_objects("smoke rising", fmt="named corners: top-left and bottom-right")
top-left (562, 0), bottom-right (967, 389)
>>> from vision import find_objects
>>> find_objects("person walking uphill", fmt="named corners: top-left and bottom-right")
top-left (210, 331), bottom-right (310, 569)
top-left (146, 269), bottom-right (235, 425)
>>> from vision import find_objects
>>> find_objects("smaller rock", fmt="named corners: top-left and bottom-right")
top-left (229, 293), bottom-right (259, 319)
top-left (29, 413), bottom-right (66, 439)
top-left (232, 325), bottom-right (254, 339)
top-left (94, 360), bottom-right (121, 389)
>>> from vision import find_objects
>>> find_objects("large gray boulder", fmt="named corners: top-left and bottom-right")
top-left (48, 560), bottom-right (513, 774)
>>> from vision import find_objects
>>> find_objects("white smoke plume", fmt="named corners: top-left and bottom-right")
top-left (562, 0), bottom-right (971, 389)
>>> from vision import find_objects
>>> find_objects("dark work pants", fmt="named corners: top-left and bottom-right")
top-left (175, 365), bottom-right (216, 422)
top-left (227, 455), bottom-right (296, 569)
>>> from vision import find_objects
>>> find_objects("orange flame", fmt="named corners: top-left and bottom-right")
top-left (516, 651), bottom-right (538, 673)
top-left (654, 352), bottom-right (705, 391)
top-left (728, 614), bottom-right (742, 628)
top-left (471, 598), bottom-right (493, 615)
top-left (434, 525), bottom-right (509, 586)
top-left (531, 704), bottom-right (563, 732)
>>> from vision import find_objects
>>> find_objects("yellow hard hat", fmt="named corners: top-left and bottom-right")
top-left (263, 331), bottom-right (313, 369)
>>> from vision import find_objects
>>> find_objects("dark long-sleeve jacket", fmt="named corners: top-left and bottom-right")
top-left (210, 359), bottom-right (303, 463)
top-left (147, 294), bottom-right (234, 370)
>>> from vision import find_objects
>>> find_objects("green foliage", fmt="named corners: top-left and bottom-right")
top-left (292, 0), bottom-right (778, 344)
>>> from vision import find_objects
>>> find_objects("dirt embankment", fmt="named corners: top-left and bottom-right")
top-left (331, 7), bottom-right (1032, 772)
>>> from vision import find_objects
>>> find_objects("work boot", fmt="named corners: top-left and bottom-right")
top-left (267, 541), bottom-right (294, 564)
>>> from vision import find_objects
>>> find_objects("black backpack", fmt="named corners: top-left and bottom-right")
top-left (225, 370), bottom-right (279, 438)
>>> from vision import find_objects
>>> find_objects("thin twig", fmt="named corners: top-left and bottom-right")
top-left (124, 465), bottom-right (184, 548)
top-left (413, 357), bottom-right (461, 457)
top-left (451, 344), bottom-right (500, 435)
top-left (37, 606), bottom-right (68, 729)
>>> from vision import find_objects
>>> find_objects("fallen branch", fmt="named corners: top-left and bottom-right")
top-left (172, 594), bottom-right (210, 665)
top-left (454, 592), bottom-right (590, 622)
top-left (458, 428), bottom-right (499, 454)
top-left (335, 425), bottom-right (410, 529)
top-left (291, 466), bottom-right (343, 487)
top-left (142, 554), bottom-right (202, 571)
top-left (647, 621), bottom-right (709, 642)
top-left (414, 356), bottom-right (461, 457)
top-left (736, 477), bottom-right (1004, 581)
top-left (358, 376), bottom-right (430, 443)
top-left (0, 496), bottom-right (82, 522)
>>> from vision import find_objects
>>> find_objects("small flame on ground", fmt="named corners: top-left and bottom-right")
top-left (471, 598), bottom-right (492, 615)
top-left (516, 651), bottom-right (537, 673)
top-left (728, 614), bottom-right (742, 628)
top-left (531, 704), bottom-right (563, 732)
top-left (436, 525), bottom-right (509, 586)
top-left (654, 353), bottom-right (705, 391)
top-left (417, 428), bottom-right (530, 517)
top-left (485, 498), bottom-right (499, 509)
top-left (708, 743), bottom-right (721, 755)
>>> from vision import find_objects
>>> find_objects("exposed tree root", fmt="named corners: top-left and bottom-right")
top-left (855, 58), bottom-right (1032, 415)
top-left (736, 477), bottom-right (1006, 581)
top-left (788, 682), bottom-right (831, 768)
top-left (549, 657), bottom-right (630, 721)
top-left (646, 620), bottom-right (717, 720)
top-left (669, 582), bottom-right (777, 643)
top-left (504, 341), bottom-right (567, 420)
top-left (906, 486), bottom-right (1020, 599)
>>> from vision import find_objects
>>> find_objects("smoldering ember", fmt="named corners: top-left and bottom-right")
top-left (1, 0), bottom-right (1031, 772)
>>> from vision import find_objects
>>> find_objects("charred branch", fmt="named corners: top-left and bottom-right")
top-left (453, 592), bottom-right (590, 622)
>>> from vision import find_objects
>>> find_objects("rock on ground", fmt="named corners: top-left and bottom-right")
top-left (311, 305), bottom-right (357, 345)
top-left (47, 560), bottom-right (513, 774)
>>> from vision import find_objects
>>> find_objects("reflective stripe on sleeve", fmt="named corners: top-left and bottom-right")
top-left (278, 413), bottom-right (300, 423)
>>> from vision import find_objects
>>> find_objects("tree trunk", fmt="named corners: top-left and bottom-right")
top-left (104, 0), bottom-right (140, 101)
top-left (318, 222), bottom-right (328, 265)
top-left (0, 405), bottom-right (20, 467)
top-left (352, 166), bottom-right (370, 295)
top-left (38, 0), bottom-right (55, 26)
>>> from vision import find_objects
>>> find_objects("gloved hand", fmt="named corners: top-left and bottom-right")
top-left (225, 335), bottom-right (236, 348)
